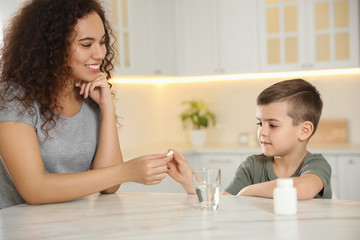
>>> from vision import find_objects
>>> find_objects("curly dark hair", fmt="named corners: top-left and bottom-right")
top-left (0, 0), bottom-right (116, 138)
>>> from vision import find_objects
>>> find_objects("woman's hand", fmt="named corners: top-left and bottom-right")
top-left (167, 150), bottom-right (195, 194)
top-left (75, 72), bottom-right (113, 111)
top-left (123, 153), bottom-right (173, 185)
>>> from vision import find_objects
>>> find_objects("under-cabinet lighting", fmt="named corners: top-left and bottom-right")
top-left (110, 68), bottom-right (360, 85)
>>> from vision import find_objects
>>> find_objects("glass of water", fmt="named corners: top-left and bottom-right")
top-left (193, 168), bottom-right (221, 210)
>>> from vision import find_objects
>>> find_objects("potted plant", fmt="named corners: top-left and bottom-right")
top-left (180, 100), bottom-right (216, 147)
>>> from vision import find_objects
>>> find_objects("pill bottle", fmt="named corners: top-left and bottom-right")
top-left (273, 178), bottom-right (297, 215)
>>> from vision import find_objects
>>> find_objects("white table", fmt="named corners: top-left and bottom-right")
top-left (1, 192), bottom-right (359, 239)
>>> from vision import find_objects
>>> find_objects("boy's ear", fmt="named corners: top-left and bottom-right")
top-left (299, 121), bottom-right (314, 141)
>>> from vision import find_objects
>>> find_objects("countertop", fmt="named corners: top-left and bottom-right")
top-left (122, 143), bottom-right (360, 160)
top-left (1, 192), bottom-right (359, 239)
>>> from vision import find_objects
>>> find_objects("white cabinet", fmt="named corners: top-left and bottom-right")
top-left (174, 0), bottom-right (259, 75)
top-left (322, 154), bottom-right (339, 198)
top-left (109, 0), bottom-right (175, 75)
top-left (338, 155), bottom-right (360, 200)
top-left (323, 153), bottom-right (360, 200)
top-left (259, 0), bottom-right (359, 72)
top-left (110, 0), bottom-right (359, 76)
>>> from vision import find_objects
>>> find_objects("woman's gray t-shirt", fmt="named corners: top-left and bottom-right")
top-left (0, 92), bottom-right (100, 209)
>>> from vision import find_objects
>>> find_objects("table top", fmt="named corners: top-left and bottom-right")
top-left (1, 192), bottom-right (360, 240)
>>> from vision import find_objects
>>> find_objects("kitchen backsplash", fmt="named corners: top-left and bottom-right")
top-left (113, 74), bottom-right (360, 151)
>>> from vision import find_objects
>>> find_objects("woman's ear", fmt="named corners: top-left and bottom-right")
top-left (299, 121), bottom-right (314, 141)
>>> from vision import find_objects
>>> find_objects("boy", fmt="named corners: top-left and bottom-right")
top-left (167, 79), bottom-right (332, 199)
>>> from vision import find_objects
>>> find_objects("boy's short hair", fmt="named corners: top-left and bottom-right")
top-left (257, 79), bottom-right (323, 136)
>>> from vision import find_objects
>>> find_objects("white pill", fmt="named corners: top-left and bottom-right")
top-left (167, 150), bottom-right (174, 157)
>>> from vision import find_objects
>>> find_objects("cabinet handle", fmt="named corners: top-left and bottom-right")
top-left (209, 159), bottom-right (232, 163)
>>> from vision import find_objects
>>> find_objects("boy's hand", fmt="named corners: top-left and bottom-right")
top-left (167, 150), bottom-right (195, 194)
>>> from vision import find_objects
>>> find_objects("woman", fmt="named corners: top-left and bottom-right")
top-left (0, 0), bottom-right (172, 209)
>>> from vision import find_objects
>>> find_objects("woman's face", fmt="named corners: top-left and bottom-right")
top-left (68, 11), bottom-right (106, 82)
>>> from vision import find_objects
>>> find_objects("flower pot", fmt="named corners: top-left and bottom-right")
top-left (189, 130), bottom-right (206, 147)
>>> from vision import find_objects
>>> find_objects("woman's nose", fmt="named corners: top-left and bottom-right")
top-left (92, 44), bottom-right (106, 60)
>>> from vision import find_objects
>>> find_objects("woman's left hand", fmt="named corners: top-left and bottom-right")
top-left (76, 72), bottom-right (114, 111)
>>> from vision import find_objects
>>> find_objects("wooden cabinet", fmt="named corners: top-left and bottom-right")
top-left (259, 0), bottom-right (359, 72)
top-left (174, 0), bottom-right (259, 75)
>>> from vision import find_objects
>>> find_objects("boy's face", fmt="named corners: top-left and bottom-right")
top-left (256, 102), bottom-right (302, 157)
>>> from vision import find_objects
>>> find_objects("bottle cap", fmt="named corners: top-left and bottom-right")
top-left (276, 178), bottom-right (294, 188)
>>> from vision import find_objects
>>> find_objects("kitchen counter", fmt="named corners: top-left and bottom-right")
top-left (1, 192), bottom-right (359, 239)
top-left (122, 143), bottom-right (360, 160)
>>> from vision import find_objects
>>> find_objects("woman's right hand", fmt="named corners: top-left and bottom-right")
top-left (123, 153), bottom-right (173, 185)
top-left (166, 150), bottom-right (195, 194)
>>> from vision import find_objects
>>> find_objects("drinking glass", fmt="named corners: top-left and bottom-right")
top-left (193, 168), bottom-right (221, 210)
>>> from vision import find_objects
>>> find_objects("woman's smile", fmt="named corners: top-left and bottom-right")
top-left (86, 64), bottom-right (101, 72)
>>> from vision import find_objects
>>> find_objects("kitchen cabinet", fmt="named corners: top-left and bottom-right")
top-left (338, 154), bottom-right (360, 200)
top-left (109, 0), bottom-right (359, 76)
top-left (259, 0), bottom-right (359, 72)
top-left (109, 0), bottom-right (175, 75)
top-left (322, 154), bottom-right (339, 198)
top-left (174, 0), bottom-right (259, 75)
top-left (323, 153), bottom-right (360, 200)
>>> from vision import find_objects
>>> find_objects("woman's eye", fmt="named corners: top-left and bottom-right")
top-left (256, 122), bottom-right (262, 127)
top-left (100, 41), bottom-right (106, 45)
top-left (81, 43), bottom-right (91, 47)
top-left (270, 124), bottom-right (277, 128)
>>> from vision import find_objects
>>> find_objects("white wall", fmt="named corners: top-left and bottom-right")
top-left (114, 74), bottom-right (360, 152)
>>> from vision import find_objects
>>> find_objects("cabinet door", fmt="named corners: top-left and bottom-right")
top-left (338, 155), bottom-right (360, 200)
top-left (111, 0), bottom-right (176, 75)
top-left (197, 153), bottom-right (246, 191)
top-left (218, 0), bottom-right (259, 74)
top-left (307, 0), bottom-right (359, 70)
top-left (175, 0), bottom-right (219, 75)
top-left (259, 0), bottom-right (307, 72)
top-left (322, 154), bottom-right (339, 198)
top-left (258, 0), bottom-right (359, 72)
top-left (148, 0), bottom-right (176, 75)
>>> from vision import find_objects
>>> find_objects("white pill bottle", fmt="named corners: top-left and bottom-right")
top-left (273, 178), bottom-right (297, 215)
